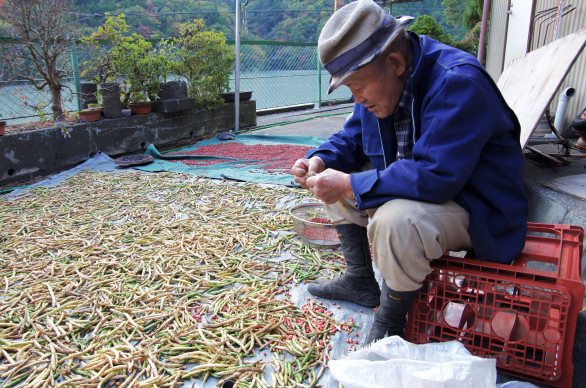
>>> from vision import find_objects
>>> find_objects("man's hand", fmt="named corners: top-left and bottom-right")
top-left (291, 157), bottom-right (325, 189)
top-left (306, 168), bottom-right (353, 204)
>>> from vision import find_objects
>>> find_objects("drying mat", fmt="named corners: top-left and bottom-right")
top-left (0, 168), bottom-right (381, 388)
top-left (136, 134), bottom-right (326, 186)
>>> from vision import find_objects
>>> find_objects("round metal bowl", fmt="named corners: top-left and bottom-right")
top-left (289, 202), bottom-right (340, 249)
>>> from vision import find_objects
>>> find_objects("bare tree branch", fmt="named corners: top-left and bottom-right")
top-left (0, 0), bottom-right (79, 119)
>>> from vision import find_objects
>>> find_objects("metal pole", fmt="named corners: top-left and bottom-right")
top-left (317, 51), bottom-right (322, 109)
top-left (70, 41), bottom-right (82, 112)
top-left (477, 0), bottom-right (491, 64)
top-left (234, 0), bottom-right (241, 132)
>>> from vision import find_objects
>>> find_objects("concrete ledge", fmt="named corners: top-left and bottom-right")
top-left (0, 101), bottom-right (256, 186)
top-left (257, 103), bottom-right (315, 116)
top-left (152, 98), bottom-right (196, 113)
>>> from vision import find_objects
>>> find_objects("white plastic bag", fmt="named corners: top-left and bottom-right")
top-left (328, 336), bottom-right (496, 388)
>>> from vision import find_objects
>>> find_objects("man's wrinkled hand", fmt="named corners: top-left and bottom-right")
top-left (305, 168), bottom-right (352, 204)
top-left (291, 157), bottom-right (325, 189)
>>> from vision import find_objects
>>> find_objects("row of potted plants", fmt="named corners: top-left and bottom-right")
top-left (77, 98), bottom-right (153, 123)
top-left (77, 14), bottom-right (235, 119)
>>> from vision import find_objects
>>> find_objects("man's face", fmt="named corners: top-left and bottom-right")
top-left (343, 55), bottom-right (405, 119)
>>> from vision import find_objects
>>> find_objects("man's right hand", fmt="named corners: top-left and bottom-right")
top-left (291, 157), bottom-right (325, 189)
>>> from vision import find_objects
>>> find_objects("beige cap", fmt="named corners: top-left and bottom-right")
top-left (318, 0), bottom-right (413, 93)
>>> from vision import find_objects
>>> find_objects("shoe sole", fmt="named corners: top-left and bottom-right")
top-left (307, 287), bottom-right (380, 308)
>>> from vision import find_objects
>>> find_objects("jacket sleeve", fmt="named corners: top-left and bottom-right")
top-left (305, 104), bottom-right (369, 172)
top-left (350, 68), bottom-right (516, 210)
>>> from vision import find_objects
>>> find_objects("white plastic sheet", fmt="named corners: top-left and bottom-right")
top-left (329, 336), bottom-right (497, 388)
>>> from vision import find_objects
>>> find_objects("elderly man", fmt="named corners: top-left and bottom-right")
top-left (291, 0), bottom-right (527, 344)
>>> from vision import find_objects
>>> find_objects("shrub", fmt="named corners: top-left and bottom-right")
top-left (81, 14), bottom-right (169, 103)
top-left (169, 19), bottom-right (235, 108)
top-left (115, 35), bottom-right (168, 103)
top-left (81, 16), bottom-right (232, 108)
top-left (80, 14), bottom-right (131, 84)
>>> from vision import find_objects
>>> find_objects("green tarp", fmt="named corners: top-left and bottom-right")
top-left (136, 134), bottom-right (326, 186)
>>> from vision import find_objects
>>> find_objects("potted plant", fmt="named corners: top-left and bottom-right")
top-left (168, 19), bottom-right (235, 108)
top-left (80, 14), bottom-right (132, 118)
top-left (127, 91), bottom-right (153, 115)
top-left (78, 108), bottom-right (102, 122)
top-left (105, 17), bottom-right (168, 113)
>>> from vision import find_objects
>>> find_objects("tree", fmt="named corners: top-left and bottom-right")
top-left (441, 0), bottom-right (483, 55)
top-left (443, 0), bottom-right (464, 27)
top-left (409, 15), bottom-right (453, 45)
top-left (0, 0), bottom-right (78, 119)
top-left (443, 0), bottom-right (483, 30)
top-left (462, 0), bottom-right (483, 29)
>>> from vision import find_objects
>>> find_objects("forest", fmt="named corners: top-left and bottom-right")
top-left (63, 0), bottom-right (476, 43)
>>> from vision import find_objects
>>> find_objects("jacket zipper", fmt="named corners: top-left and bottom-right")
top-left (377, 119), bottom-right (388, 168)
top-left (411, 99), bottom-right (416, 144)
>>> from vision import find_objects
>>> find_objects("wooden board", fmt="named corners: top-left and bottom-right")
top-left (496, 28), bottom-right (586, 149)
top-left (543, 173), bottom-right (586, 201)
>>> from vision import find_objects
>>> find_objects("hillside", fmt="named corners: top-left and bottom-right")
top-left (70, 0), bottom-right (468, 42)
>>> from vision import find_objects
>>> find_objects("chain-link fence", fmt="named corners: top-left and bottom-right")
top-left (0, 39), bottom-right (351, 124)
top-left (231, 41), bottom-right (350, 111)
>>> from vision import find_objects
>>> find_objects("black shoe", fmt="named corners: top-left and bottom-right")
top-left (307, 224), bottom-right (381, 307)
top-left (365, 281), bottom-right (420, 344)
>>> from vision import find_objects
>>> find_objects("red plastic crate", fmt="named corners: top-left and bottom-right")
top-left (405, 222), bottom-right (584, 388)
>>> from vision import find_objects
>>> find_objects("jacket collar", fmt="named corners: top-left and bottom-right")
top-left (407, 32), bottom-right (424, 93)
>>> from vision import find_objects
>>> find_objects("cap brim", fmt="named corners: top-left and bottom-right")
top-left (328, 72), bottom-right (355, 94)
top-left (326, 15), bottom-right (414, 95)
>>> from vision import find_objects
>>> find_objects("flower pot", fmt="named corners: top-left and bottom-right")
top-left (121, 108), bottom-right (132, 117)
top-left (0, 121), bottom-right (6, 136)
top-left (129, 102), bottom-right (153, 115)
top-left (79, 109), bottom-right (102, 122)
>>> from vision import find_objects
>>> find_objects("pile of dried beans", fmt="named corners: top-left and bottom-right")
top-left (167, 143), bottom-right (313, 176)
top-left (0, 171), bottom-right (351, 387)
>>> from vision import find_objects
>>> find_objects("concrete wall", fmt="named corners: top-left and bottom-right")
top-left (0, 101), bottom-right (256, 186)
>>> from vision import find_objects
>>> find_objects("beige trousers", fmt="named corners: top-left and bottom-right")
top-left (325, 198), bottom-right (472, 292)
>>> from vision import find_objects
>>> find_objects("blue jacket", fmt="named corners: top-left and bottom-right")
top-left (307, 33), bottom-right (528, 263)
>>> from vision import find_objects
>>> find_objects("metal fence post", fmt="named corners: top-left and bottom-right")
top-left (70, 40), bottom-right (82, 112)
top-left (234, 0), bottom-right (241, 132)
top-left (317, 49), bottom-right (322, 109)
